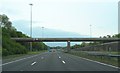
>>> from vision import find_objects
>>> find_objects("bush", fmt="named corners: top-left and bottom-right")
top-left (2, 49), bottom-right (9, 56)
top-left (2, 33), bottom-right (28, 56)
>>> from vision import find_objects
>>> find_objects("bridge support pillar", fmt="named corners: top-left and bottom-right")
top-left (67, 41), bottom-right (70, 52)
top-left (30, 42), bottom-right (32, 51)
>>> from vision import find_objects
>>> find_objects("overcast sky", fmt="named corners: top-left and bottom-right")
top-left (0, 0), bottom-right (119, 46)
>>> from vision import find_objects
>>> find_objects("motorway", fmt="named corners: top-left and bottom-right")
top-left (2, 51), bottom-right (119, 71)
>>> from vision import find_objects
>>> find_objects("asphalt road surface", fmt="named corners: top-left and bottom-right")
top-left (2, 51), bottom-right (119, 71)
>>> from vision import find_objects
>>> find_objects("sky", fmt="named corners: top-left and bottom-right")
top-left (0, 0), bottom-right (119, 46)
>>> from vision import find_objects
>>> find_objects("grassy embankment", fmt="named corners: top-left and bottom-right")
top-left (2, 50), bottom-right (47, 63)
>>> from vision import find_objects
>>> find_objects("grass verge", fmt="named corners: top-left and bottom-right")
top-left (2, 50), bottom-right (47, 63)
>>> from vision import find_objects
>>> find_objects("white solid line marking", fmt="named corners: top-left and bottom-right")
top-left (80, 57), bottom-right (120, 69)
top-left (59, 56), bottom-right (61, 58)
top-left (62, 61), bottom-right (65, 64)
top-left (31, 62), bottom-right (36, 66)
top-left (1, 55), bottom-right (38, 66)
top-left (1, 52), bottom-right (48, 66)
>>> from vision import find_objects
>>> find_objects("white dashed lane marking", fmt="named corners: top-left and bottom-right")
top-left (59, 56), bottom-right (61, 58)
top-left (31, 62), bottom-right (36, 66)
top-left (62, 61), bottom-right (65, 64)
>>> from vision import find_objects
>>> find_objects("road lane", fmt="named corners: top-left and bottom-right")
top-left (30, 52), bottom-right (68, 71)
top-left (2, 51), bottom-right (119, 71)
top-left (58, 52), bottom-right (118, 71)
top-left (2, 52), bottom-right (49, 71)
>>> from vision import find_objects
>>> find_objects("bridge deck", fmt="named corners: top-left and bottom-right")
top-left (11, 38), bottom-right (120, 42)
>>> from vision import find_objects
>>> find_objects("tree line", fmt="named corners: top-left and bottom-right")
top-left (0, 14), bottom-right (48, 56)
top-left (71, 34), bottom-right (120, 49)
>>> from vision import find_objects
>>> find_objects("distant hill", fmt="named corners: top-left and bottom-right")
top-left (11, 26), bottom-right (90, 47)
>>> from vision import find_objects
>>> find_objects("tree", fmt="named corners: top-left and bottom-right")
top-left (107, 35), bottom-right (111, 38)
top-left (1, 14), bottom-right (48, 56)
top-left (0, 14), bottom-right (12, 29)
top-left (103, 36), bottom-right (107, 38)
top-left (81, 42), bottom-right (86, 47)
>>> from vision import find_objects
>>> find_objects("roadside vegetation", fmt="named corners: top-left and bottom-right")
top-left (0, 14), bottom-right (48, 56)
top-left (69, 33), bottom-right (120, 67)
top-left (3, 50), bottom-right (47, 63)
top-left (71, 33), bottom-right (120, 49)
